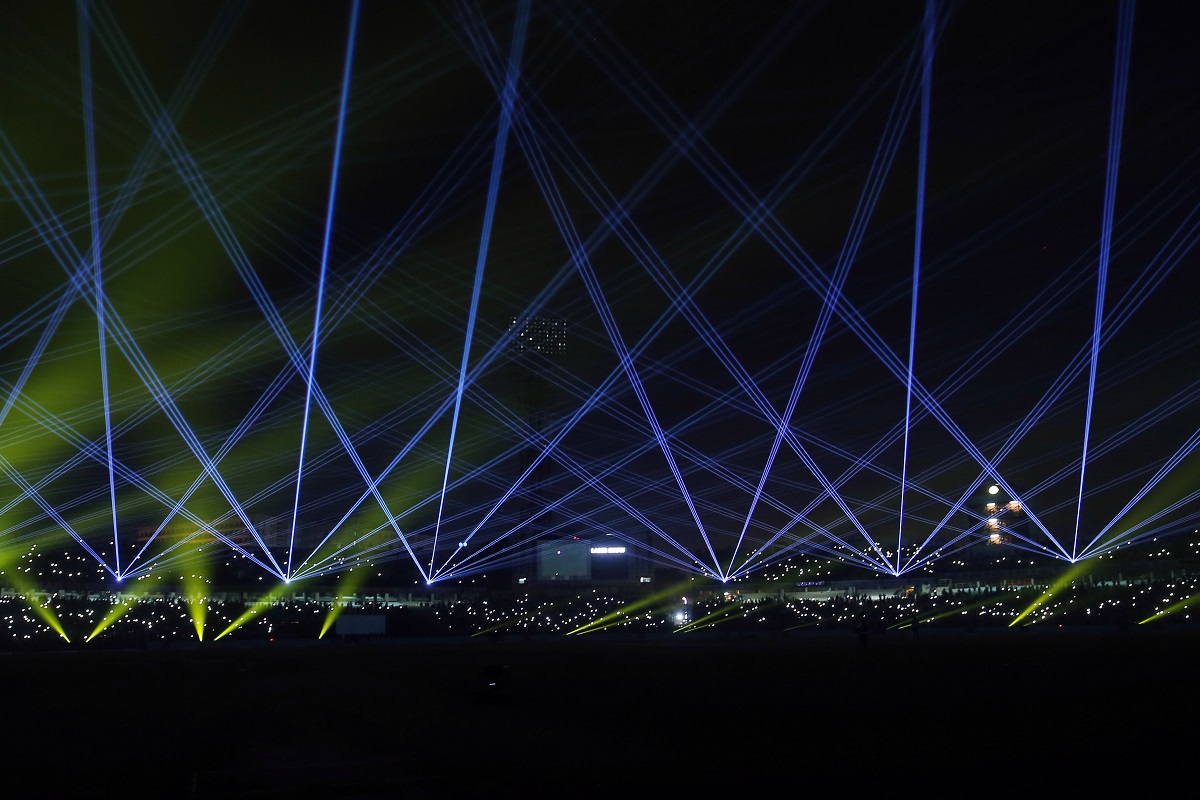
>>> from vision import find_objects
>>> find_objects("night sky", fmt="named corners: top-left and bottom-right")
top-left (1, 1), bottom-right (1197, 585)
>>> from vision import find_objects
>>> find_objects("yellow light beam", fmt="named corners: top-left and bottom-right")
top-left (182, 570), bottom-right (210, 641)
top-left (1010, 559), bottom-right (1093, 627)
top-left (567, 612), bottom-right (660, 636)
top-left (320, 569), bottom-right (367, 639)
top-left (215, 582), bottom-right (292, 640)
top-left (781, 619), bottom-right (823, 632)
top-left (901, 589), bottom-right (1030, 626)
top-left (1140, 590), bottom-right (1200, 625)
top-left (3, 571), bottom-right (71, 642)
top-left (674, 601), bottom-right (760, 634)
top-left (85, 595), bottom-right (138, 642)
top-left (567, 579), bottom-right (695, 635)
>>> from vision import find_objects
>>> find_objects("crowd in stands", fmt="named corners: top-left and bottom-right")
top-left (2, 570), bottom-right (1196, 650)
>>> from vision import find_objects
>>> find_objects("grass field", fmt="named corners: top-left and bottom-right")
top-left (6, 626), bottom-right (1194, 798)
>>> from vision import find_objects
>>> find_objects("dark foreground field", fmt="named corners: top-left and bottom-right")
top-left (6, 626), bottom-right (1196, 798)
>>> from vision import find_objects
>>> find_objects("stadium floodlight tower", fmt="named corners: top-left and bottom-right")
top-left (960, 480), bottom-right (1029, 570)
